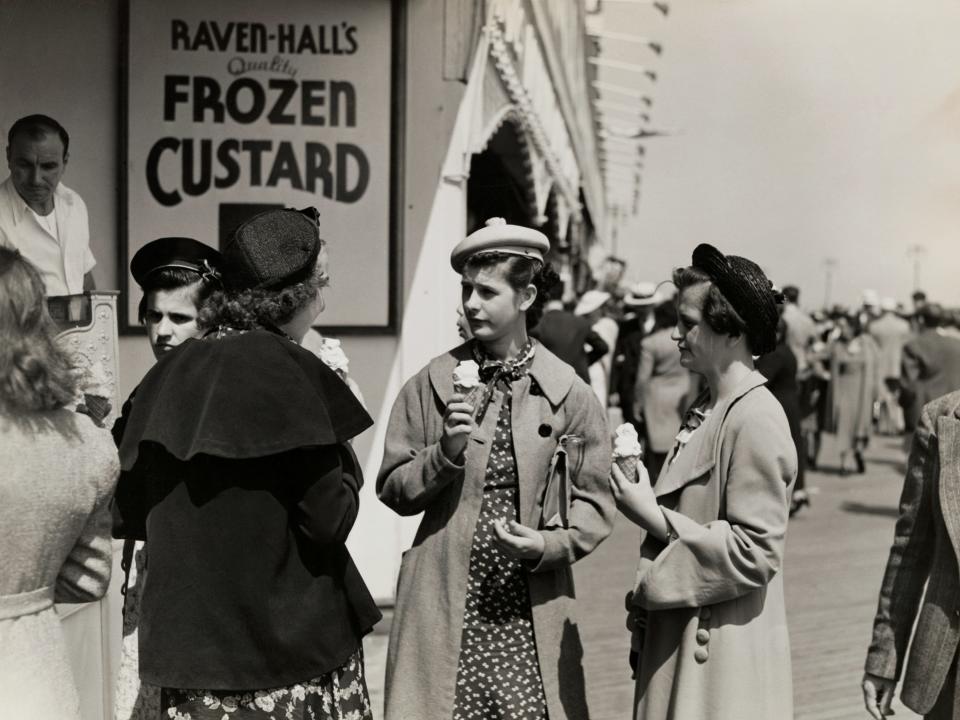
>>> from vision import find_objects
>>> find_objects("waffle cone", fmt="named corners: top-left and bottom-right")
top-left (616, 455), bottom-right (640, 482)
top-left (455, 384), bottom-right (484, 412)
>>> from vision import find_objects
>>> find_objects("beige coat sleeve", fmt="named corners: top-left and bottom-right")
top-left (531, 382), bottom-right (616, 572)
top-left (636, 405), bottom-right (796, 609)
top-left (377, 370), bottom-right (464, 516)
top-left (55, 485), bottom-right (116, 604)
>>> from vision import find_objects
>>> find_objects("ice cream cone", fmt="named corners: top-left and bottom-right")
top-left (455, 384), bottom-right (484, 416)
top-left (616, 454), bottom-right (640, 483)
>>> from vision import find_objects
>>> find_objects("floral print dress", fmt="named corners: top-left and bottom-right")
top-left (160, 648), bottom-right (371, 720)
top-left (452, 340), bottom-right (549, 720)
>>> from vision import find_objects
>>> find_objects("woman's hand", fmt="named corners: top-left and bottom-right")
top-left (861, 673), bottom-right (896, 719)
top-left (609, 462), bottom-right (670, 540)
top-left (440, 393), bottom-right (475, 461)
top-left (493, 519), bottom-right (545, 562)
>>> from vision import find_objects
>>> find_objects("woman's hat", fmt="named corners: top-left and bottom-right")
top-left (624, 281), bottom-right (663, 307)
top-left (574, 289), bottom-right (611, 316)
top-left (223, 208), bottom-right (321, 291)
top-left (450, 217), bottom-right (550, 272)
top-left (131, 237), bottom-right (222, 288)
top-left (691, 243), bottom-right (782, 355)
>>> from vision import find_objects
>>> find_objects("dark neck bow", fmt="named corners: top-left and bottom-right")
top-left (470, 340), bottom-right (536, 423)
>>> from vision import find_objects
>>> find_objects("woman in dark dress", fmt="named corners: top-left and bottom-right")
top-left (112, 209), bottom-right (380, 719)
top-left (378, 218), bottom-right (615, 720)
top-left (757, 317), bottom-right (807, 514)
top-left (113, 236), bottom-right (222, 720)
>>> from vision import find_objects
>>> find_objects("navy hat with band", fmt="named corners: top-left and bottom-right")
top-left (691, 243), bottom-right (782, 355)
top-left (131, 237), bottom-right (222, 289)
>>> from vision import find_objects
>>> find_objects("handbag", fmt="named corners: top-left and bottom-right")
top-left (539, 434), bottom-right (583, 530)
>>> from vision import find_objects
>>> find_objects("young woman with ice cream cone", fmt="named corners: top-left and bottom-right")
top-left (377, 218), bottom-right (615, 720)
top-left (610, 243), bottom-right (797, 720)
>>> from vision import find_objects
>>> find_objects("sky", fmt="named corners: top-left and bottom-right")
top-left (597, 0), bottom-right (960, 309)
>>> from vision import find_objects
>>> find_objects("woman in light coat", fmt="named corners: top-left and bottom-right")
top-left (378, 219), bottom-right (615, 720)
top-left (611, 244), bottom-right (797, 720)
top-left (634, 300), bottom-right (693, 481)
top-left (825, 312), bottom-right (880, 473)
top-left (0, 247), bottom-right (120, 719)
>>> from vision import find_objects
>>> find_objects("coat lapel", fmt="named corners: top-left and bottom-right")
top-left (937, 413), bottom-right (960, 565)
top-left (654, 371), bottom-right (768, 498)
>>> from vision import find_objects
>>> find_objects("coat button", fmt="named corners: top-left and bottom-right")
top-left (694, 647), bottom-right (709, 663)
top-left (538, 424), bottom-right (552, 437)
top-left (696, 629), bottom-right (710, 645)
top-left (700, 607), bottom-right (712, 621)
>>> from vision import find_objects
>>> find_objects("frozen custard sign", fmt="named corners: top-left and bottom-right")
top-left (124, 0), bottom-right (397, 332)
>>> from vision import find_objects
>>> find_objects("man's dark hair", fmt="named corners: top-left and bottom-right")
top-left (782, 285), bottom-right (800, 304)
top-left (8, 114), bottom-right (70, 158)
top-left (912, 290), bottom-right (927, 302)
top-left (919, 303), bottom-right (943, 329)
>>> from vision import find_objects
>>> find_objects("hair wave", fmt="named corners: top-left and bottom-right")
top-left (198, 260), bottom-right (328, 331)
top-left (0, 248), bottom-right (78, 412)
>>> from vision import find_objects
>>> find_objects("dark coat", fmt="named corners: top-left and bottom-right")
top-left (111, 331), bottom-right (381, 690)
top-left (377, 342), bottom-right (615, 720)
top-left (900, 330), bottom-right (960, 431)
top-left (757, 340), bottom-right (802, 442)
top-left (865, 390), bottom-right (960, 714)
top-left (532, 308), bottom-right (608, 383)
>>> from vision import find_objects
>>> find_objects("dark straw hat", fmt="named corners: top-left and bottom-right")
top-left (691, 243), bottom-right (782, 355)
top-left (223, 208), bottom-right (321, 291)
top-left (131, 237), bottom-right (222, 288)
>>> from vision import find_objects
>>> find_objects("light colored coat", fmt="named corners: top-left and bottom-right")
top-left (865, 390), bottom-right (960, 714)
top-left (633, 328), bottom-right (692, 453)
top-left (869, 312), bottom-right (912, 380)
top-left (630, 372), bottom-right (797, 720)
top-left (377, 342), bottom-right (615, 720)
top-left (0, 409), bottom-right (119, 719)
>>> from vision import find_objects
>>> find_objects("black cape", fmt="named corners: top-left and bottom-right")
top-left (117, 329), bottom-right (372, 470)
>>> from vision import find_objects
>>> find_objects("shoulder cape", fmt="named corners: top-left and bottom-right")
top-left (117, 330), bottom-right (372, 470)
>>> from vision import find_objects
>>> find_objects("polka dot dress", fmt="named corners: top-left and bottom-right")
top-left (452, 344), bottom-right (549, 720)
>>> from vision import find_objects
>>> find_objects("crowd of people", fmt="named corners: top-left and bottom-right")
top-left (2, 113), bottom-right (960, 720)
top-left (550, 260), bottom-right (960, 522)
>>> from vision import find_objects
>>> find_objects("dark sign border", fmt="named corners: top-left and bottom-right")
top-left (118, 0), bottom-right (405, 336)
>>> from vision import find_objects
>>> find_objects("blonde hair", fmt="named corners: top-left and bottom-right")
top-left (0, 248), bottom-right (78, 412)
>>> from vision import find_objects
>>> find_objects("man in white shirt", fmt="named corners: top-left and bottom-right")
top-left (781, 285), bottom-right (816, 375)
top-left (0, 114), bottom-right (95, 295)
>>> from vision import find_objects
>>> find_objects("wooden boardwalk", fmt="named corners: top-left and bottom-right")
top-left (364, 435), bottom-right (920, 719)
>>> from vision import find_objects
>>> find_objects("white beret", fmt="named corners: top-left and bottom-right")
top-left (450, 217), bottom-right (550, 272)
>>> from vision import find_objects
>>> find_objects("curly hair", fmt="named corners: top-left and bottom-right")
top-left (463, 252), bottom-right (560, 329)
top-left (137, 267), bottom-right (218, 323)
top-left (0, 248), bottom-right (78, 412)
top-left (198, 258), bottom-right (329, 331)
top-left (672, 265), bottom-right (751, 348)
